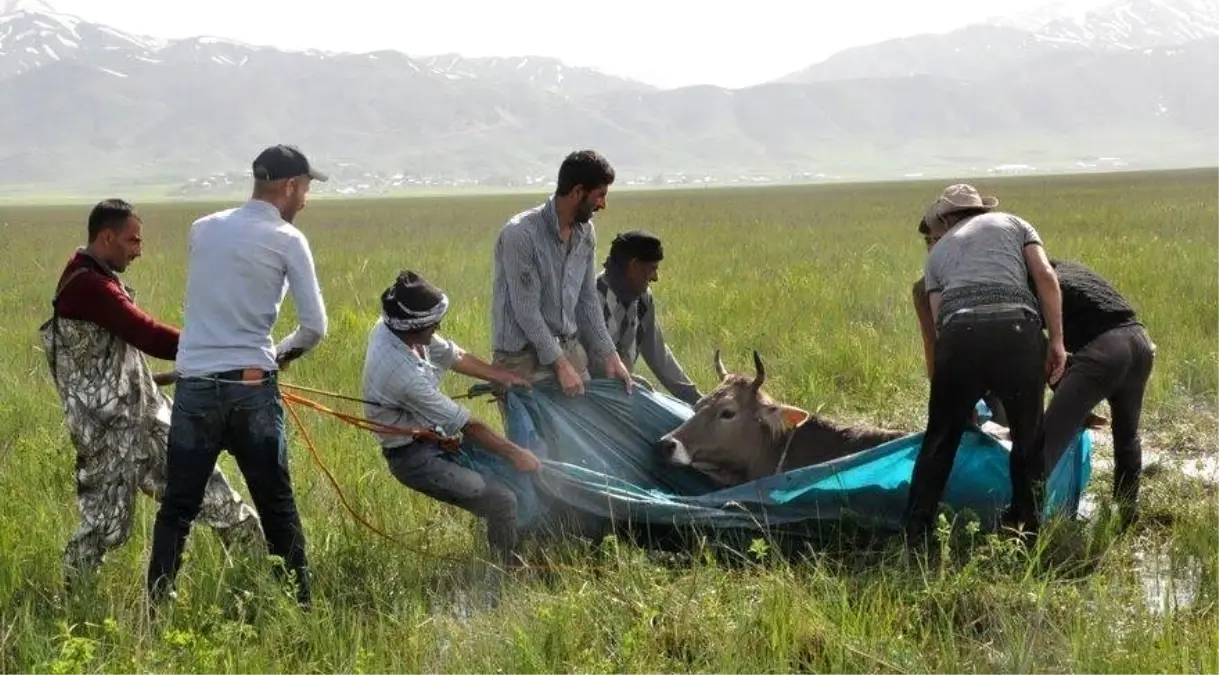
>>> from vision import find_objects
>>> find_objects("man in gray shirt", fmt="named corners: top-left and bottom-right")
top-left (904, 183), bottom-right (1066, 546)
top-left (491, 149), bottom-right (633, 398)
top-left (593, 230), bottom-right (702, 406)
top-left (147, 144), bottom-right (329, 609)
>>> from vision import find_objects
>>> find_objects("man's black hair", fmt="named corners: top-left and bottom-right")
top-left (556, 150), bottom-right (615, 197)
top-left (87, 198), bottom-right (136, 242)
top-left (605, 230), bottom-right (664, 270)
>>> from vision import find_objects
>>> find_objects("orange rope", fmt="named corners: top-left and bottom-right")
top-left (280, 390), bottom-right (463, 451)
top-left (278, 383), bottom-right (572, 576)
top-left (282, 395), bottom-right (410, 547)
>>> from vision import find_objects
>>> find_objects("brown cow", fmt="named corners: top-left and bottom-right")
top-left (656, 350), bottom-right (910, 487)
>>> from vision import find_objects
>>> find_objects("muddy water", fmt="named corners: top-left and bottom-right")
top-left (1134, 547), bottom-right (1203, 615)
top-left (1077, 427), bottom-right (1212, 616)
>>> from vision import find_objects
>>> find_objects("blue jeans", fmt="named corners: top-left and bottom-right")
top-left (147, 370), bottom-right (310, 606)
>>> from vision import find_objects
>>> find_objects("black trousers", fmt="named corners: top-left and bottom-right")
top-left (1044, 325), bottom-right (1154, 522)
top-left (147, 371), bottom-right (310, 606)
top-left (982, 324), bottom-right (1154, 524)
top-left (905, 306), bottom-right (1048, 539)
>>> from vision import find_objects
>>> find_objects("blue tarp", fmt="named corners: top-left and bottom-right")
top-left (454, 379), bottom-right (1093, 537)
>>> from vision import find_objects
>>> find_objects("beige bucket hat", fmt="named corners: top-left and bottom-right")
top-left (923, 183), bottom-right (999, 227)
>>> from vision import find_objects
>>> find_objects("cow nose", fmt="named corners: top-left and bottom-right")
top-left (658, 437), bottom-right (692, 466)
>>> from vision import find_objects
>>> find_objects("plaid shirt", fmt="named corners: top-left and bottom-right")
top-left (361, 318), bottom-right (470, 449)
top-left (595, 272), bottom-right (701, 406)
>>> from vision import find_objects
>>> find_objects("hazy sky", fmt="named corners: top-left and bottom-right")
top-left (40, 0), bottom-right (1105, 89)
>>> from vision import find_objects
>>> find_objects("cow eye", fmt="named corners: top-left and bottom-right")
top-left (718, 409), bottom-right (736, 420)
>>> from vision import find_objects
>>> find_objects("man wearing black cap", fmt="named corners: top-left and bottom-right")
top-left (594, 230), bottom-right (702, 406)
top-left (147, 144), bottom-right (330, 609)
top-left (362, 270), bottom-right (541, 565)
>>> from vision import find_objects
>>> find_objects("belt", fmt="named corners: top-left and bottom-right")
top-left (201, 367), bottom-right (276, 383)
top-left (941, 303), bottom-right (1040, 328)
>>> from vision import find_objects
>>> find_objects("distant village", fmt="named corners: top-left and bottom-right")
top-left (171, 157), bottom-right (1133, 198)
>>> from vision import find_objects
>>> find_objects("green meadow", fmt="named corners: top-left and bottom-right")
top-left (0, 168), bottom-right (1215, 673)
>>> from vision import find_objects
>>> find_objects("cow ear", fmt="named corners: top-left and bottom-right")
top-left (774, 404), bottom-right (809, 430)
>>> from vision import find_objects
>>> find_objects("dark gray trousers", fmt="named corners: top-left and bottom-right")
top-left (983, 324), bottom-right (1154, 525)
top-left (383, 442), bottom-right (520, 562)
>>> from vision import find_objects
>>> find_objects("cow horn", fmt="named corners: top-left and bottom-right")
top-left (713, 348), bottom-right (728, 381)
top-left (751, 350), bottom-right (766, 390)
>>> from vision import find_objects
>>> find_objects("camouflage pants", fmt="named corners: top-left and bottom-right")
top-left (64, 399), bottom-right (262, 577)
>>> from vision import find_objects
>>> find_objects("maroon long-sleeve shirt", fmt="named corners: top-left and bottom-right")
top-left (53, 250), bottom-right (180, 361)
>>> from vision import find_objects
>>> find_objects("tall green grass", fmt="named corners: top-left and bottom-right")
top-left (0, 168), bottom-right (1215, 673)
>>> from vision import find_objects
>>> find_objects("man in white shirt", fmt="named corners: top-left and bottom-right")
top-left (147, 144), bottom-right (329, 609)
top-left (362, 270), bottom-right (540, 566)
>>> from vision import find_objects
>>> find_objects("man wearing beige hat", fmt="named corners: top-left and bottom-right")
top-left (904, 183), bottom-right (1066, 545)
top-left (913, 217), bottom-right (1155, 532)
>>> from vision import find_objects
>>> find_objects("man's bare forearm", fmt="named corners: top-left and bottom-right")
top-left (911, 278), bottom-right (937, 376)
top-left (452, 353), bottom-right (508, 384)
top-left (464, 418), bottom-right (526, 463)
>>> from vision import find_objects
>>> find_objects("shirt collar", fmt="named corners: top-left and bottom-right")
top-left (76, 246), bottom-right (136, 298)
top-left (542, 196), bottom-right (586, 242)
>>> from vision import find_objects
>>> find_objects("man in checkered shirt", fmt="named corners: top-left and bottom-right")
top-left (593, 230), bottom-right (702, 407)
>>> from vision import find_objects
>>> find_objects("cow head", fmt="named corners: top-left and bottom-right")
top-left (657, 349), bottom-right (810, 486)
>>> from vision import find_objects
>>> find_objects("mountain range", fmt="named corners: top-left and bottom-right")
top-left (0, 0), bottom-right (1216, 196)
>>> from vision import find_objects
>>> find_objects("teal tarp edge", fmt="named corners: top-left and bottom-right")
top-left (452, 379), bottom-right (1093, 534)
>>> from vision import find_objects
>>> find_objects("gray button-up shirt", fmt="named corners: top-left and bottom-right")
top-left (361, 318), bottom-right (470, 450)
top-left (491, 196), bottom-right (615, 366)
top-left (596, 272), bottom-right (702, 406)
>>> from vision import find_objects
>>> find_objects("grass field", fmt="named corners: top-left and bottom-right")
top-left (0, 168), bottom-right (1215, 673)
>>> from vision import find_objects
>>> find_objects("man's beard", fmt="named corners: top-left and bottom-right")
top-left (575, 200), bottom-right (595, 223)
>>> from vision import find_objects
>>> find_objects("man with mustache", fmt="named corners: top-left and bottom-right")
top-left (491, 149), bottom-right (633, 398)
top-left (39, 198), bottom-right (261, 588)
top-left (593, 230), bottom-right (702, 406)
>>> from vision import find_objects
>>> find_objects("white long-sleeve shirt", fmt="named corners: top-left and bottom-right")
top-left (175, 199), bottom-right (328, 376)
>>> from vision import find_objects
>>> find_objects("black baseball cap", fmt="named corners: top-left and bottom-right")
top-left (251, 144), bottom-right (328, 182)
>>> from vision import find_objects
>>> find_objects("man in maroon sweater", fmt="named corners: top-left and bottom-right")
top-left (39, 198), bottom-right (261, 584)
